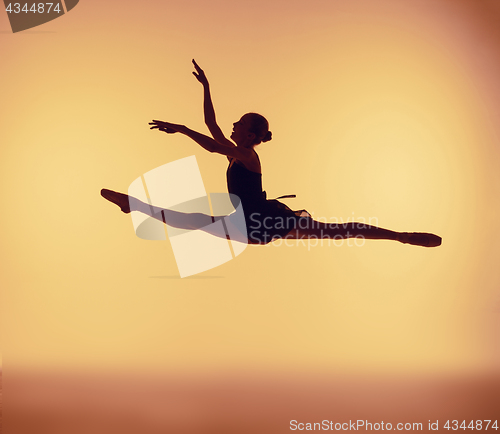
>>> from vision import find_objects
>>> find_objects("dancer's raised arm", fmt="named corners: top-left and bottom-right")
top-left (149, 120), bottom-right (255, 163)
top-left (192, 59), bottom-right (235, 148)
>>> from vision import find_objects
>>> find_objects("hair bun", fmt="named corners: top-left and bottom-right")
top-left (262, 131), bottom-right (272, 142)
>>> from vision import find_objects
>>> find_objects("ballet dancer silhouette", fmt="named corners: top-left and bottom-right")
top-left (101, 60), bottom-right (441, 248)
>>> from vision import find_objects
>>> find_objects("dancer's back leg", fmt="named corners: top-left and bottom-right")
top-left (101, 189), bottom-right (249, 242)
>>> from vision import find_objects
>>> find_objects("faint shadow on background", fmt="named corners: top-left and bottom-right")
top-left (149, 276), bottom-right (224, 279)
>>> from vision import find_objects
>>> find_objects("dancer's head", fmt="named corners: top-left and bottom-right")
top-left (231, 113), bottom-right (272, 147)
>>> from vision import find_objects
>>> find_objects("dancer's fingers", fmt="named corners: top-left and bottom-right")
top-left (151, 126), bottom-right (176, 133)
top-left (192, 59), bottom-right (208, 83)
top-left (150, 121), bottom-right (179, 133)
top-left (192, 59), bottom-right (202, 71)
top-left (150, 121), bottom-right (168, 127)
top-left (151, 120), bottom-right (174, 125)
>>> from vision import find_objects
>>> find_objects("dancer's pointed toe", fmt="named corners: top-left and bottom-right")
top-left (101, 188), bottom-right (131, 213)
top-left (424, 233), bottom-right (442, 247)
top-left (398, 232), bottom-right (442, 247)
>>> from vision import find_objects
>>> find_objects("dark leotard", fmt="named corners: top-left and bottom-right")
top-left (227, 160), bottom-right (310, 244)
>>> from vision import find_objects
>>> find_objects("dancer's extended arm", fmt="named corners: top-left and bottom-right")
top-left (149, 120), bottom-right (254, 162)
top-left (192, 59), bottom-right (235, 148)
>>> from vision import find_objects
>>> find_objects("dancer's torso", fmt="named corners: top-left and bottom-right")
top-left (226, 157), bottom-right (307, 244)
top-left (226, 158), bottom-right (265, 209)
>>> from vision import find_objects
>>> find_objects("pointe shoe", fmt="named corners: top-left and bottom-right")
top-left (398, 232), bottom-right (442, 247)
top-left (101, 189), bottom-right (131, 213)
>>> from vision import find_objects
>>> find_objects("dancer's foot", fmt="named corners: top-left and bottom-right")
top-left (101, 189), bottom-right (131, 213)
top-left (397, 232), bottom-right (442, 247)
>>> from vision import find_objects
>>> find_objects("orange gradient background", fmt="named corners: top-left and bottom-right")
top-left (1, 0), bottom-right (499, 432)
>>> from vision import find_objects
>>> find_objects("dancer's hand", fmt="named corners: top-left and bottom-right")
top-left (192, 59), bottom-right (209, 86)
top-left (149, 120), bottom-right (184, 134)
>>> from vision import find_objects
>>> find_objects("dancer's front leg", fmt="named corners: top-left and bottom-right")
top-left (285, 219), bottom-right (441, 247)
top-left (289, 219), bottom-right (399, 241)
